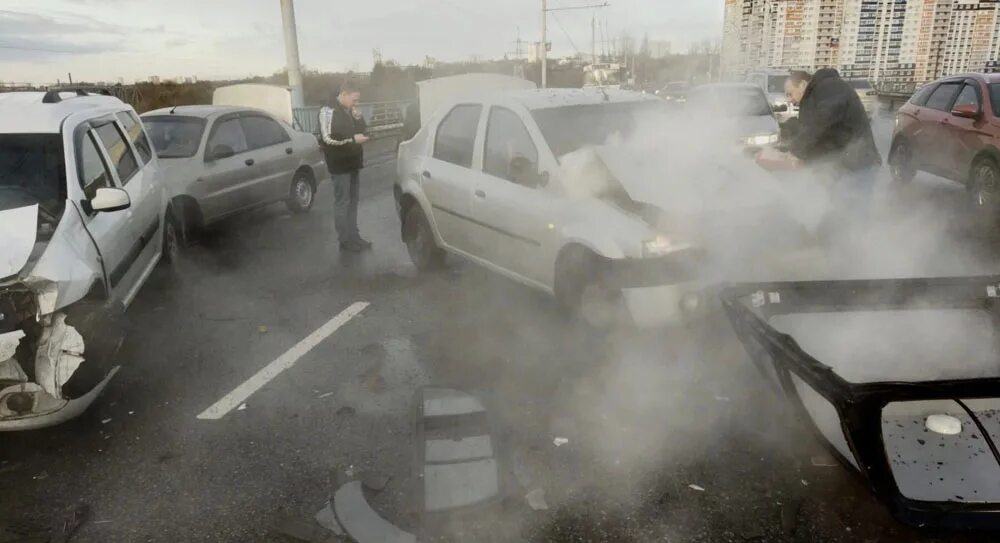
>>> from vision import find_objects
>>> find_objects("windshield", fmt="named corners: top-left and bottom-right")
top-left (584, 69), bottom-right (623, 87)
top-left (849, 80), bottom-right (873, 90)
top-left (692, 87), bottom-right (772, 117)
top-left (0, 134), bottom-right (66, 217)
top-left (143, 116), bottom-right (207, 158)
top-left (531, 101), bottom-right (667, 158)
top-left (766, 75), bottom-right (788, 93)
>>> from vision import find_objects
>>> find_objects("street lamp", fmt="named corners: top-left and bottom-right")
top-left (280, 0), bottom-right (304, 108)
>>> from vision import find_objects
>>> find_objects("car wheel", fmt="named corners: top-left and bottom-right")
top-left (286, 171), bottom-right (315, 213)
top-left (160, 212), bottom-right (181, 269)
top-left (555, 249), bottom-right (627, 330)
top-left (971, 157), bottom-right (1000, 221)
top-left (403, 205), bottom-right (445, 272)
top-left (889, 138), bottom-right (916, 184)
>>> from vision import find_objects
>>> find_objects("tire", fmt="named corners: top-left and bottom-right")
top-left (970, 157), bottom-right (1000, 226)
top-left (402, 205), bottom-right (445, 272)
top-left (286, 170), bottom-right (315, 213)
top-left (889, 138), bottom-right (916, 184)
top-left (152, 211), bottom-right (183, 287)
top-left (554, 249), bottom-right (626, 330)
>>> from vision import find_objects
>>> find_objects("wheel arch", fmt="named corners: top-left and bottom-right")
top-left (170, 194), bottom-right (202, 235)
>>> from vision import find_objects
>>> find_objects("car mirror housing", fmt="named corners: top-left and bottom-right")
top-left (772, 103), bottom-right (789, 113)
top-left (87, 187), bottom-right (131, 213)
top-left (208, 144), bottom-right (235, 161)
top-left (952, 104), bottom-right (981, 119)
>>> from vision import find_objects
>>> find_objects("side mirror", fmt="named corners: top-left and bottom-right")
top-left (88, 187), bottom-right (131, 213)
top-left (772, 103), bottom-right (789, 113)
top-left (207, 144), bottom-right (235, 161)
top-left (952, 104), bottom-right (981, 119)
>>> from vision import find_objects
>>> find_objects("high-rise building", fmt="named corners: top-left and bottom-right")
top-left (722, 0), bottom-right (1000, 90)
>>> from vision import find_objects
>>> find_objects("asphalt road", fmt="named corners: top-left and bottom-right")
top-left (1, 125), bottom-right (997, 542)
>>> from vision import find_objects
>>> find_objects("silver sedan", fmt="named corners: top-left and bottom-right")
top-left (141, 105), bottom-right (329, 237)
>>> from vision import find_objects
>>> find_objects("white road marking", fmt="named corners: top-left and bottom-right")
top-left (196, 302), bottom-right (370, 420)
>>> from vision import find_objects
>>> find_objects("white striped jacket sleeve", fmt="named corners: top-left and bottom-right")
top-left (319, 106), bottom-right (354, 146)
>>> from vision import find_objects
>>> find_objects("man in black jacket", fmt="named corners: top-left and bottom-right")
top-left (783, 69), bottom-right (882, 205)
top-left (321, 81), bottom-right (370, 252)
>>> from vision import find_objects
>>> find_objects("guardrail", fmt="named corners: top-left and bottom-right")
top-left (294, 100), bottom-right (414, 140)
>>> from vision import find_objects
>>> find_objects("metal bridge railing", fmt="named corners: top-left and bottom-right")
top-left (294, 100), bottom-right (414, 139)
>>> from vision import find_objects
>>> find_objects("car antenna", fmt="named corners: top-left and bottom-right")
top-left (169, 106), bottom-right (177, 114)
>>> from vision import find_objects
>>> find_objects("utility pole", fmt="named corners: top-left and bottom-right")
top-left (541, 0), bottom-right (548, 88)
top-left (591, 15), bottom-right (597, 64)
top-left (279, 0), bottom-right (304, 108)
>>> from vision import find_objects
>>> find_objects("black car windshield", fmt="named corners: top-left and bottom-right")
top-left (694, 87), bottom-right (772, 117)
top-left (0, 134), bottom-right (66, 216)
top-left (766, 75), bottom-right (788, 93)
top-left (532, 101), bottom-right (669, 159)
top-left (849, 80), bottom-right (873, 90)
top-left (144, 116), bottom-right (207, 158)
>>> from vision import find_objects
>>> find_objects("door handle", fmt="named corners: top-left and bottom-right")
top-left (474, 190), bottom-right (487, 199)
top-left (285, 147), bottom-right (293, 155)
top-left (245, 158), bottom-right (255, 166)
top-left (422, 171), bottom-right (431, 179)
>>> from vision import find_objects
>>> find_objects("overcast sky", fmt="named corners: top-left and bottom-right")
top-left (0, 0), bottom-right (724, 84)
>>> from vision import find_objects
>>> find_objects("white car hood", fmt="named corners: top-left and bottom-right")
top-left (0, 204), bottom-right (37, 279)
top-left (592, 145), bottom-right (778, 214)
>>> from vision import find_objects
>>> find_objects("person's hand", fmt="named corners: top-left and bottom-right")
top-left (755, 148), bottom-right (800, 172)
top-left (354, 134), bottom-right (370, 144)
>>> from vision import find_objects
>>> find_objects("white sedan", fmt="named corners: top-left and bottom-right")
top-left (395, 88), bottom-right (818, 327)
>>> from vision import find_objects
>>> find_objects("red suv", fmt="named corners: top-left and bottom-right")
top-left (890, 73), bottom-right (1000, 209)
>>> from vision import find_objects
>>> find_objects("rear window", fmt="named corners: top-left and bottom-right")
top-left (989, 84), bottom-right (1000, 117)
top-left (924, 82), bottom-right (962, 112)
top-left (0, 134), bottom-right (66, 215)
top-left (144, 116), bottom-right (208, 158)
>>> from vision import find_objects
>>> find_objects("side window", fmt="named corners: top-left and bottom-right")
top-left (207, 117), bottom-right (249, 156)
top-left (94, 122), bottom-right (139, 185)
top-left (78, 132), bottom-right (113, 199)
top-left (924, 82), bottom-right (962, 112)
top-left (484, 107), bottom-right (539, 186)
top-left (240, 114), bottom-right (291, 150)
top-left (116, 111), bottom-right (152, 163)
top-left (909, 84), bottom-right (936, 106)
top-left (953, 84), bottom-right (980, 112)
top-left (433, 105), bottom-right (482, 168)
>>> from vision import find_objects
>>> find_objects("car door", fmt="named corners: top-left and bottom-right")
top-left (239, 112), bottom-right (296, 202)
top-left (940, 81), bottom-right (991, 182)
top-left (916, 81), bottom-right (964, 176)
top-left (199, 114), bottom-right (258, 221)
top-left (467, 105), bottom-right (554, 283)
top-left (422, 104), bottom-right (484, 253)
top-left (93, 115), bottom-right (161, 306)
top-left (75, 126), bottom-right (134, 306)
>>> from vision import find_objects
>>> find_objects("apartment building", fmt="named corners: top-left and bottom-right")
top-left (722, 0), bottom-right (1000, 89)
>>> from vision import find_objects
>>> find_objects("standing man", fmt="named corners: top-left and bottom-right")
top-left (320, 81), bottom-right (370, 252)
top-left (779, 69), bottom-right (882, 208)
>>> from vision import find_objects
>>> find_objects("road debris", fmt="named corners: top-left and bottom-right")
top-left (317, 392), bottom-right (334, 399)
top-left (101, 418), bottom-right (112, 424)
top-left (313, 502), bottom-right (345, 536)
top-left (237, 403), bottom-right (247, 411)
top-left (51, 502), bottom-right (90, 543)
top-left (360, 471), bottom-right (391, 493)
top-left (525, 488), bottom-right (549, 511)
top-left (553, 437), bottom-right (569, 447)
top-left (688, 484), bottom-right (705, 492)
top-left (334, 481), bottom-right (415, 543)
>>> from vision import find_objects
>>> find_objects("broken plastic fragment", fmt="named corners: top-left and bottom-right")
top-left (926, 414), bottom-right (962, 436)
top-left (553, 437), bottom-right (569, 447)
top-left (237, 403), bottom-right (247, 411)
top-left (688, 484), bottom-right (705, 492)
top-left (525, 488), bottom-right (549, 511)
top-left (333, 481), bottom-right (416, 543)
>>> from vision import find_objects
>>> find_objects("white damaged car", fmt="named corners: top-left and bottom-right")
top-left (0, 90), bottom-right (178, 430)
top-left (395, 88), bottom-right (821, 327)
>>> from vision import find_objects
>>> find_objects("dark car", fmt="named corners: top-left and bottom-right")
top-left (889, 73), bottom-right (1000, 212)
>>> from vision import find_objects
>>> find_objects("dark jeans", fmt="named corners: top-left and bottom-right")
top-left (333, 170), bottom-right (361, 243)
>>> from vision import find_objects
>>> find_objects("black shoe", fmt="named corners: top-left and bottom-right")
top-left (357, 238), bottom-right (373, 250)
top-left (339, 240), bottom-right (364, 253)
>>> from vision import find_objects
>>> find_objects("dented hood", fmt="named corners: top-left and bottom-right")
top-left (0, 204), bottom-right (37, 279)
top-left (592, 145), bottom-right (778, 213)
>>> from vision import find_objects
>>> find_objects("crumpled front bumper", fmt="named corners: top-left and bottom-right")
top-left (0, 367), bottom-right (118, 431)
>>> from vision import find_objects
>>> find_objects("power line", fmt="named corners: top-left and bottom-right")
top-left (549, 13), bottom-right (581, 56)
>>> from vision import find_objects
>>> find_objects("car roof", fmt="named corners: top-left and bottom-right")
top-left (142, 105), bottom-right (246, 119)
top-left (692, 82), bottom-right (762, 92)
top-left (0, 92), bottom-right (127, 134)
top-left (499, 88), bottom-right (658, 110)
